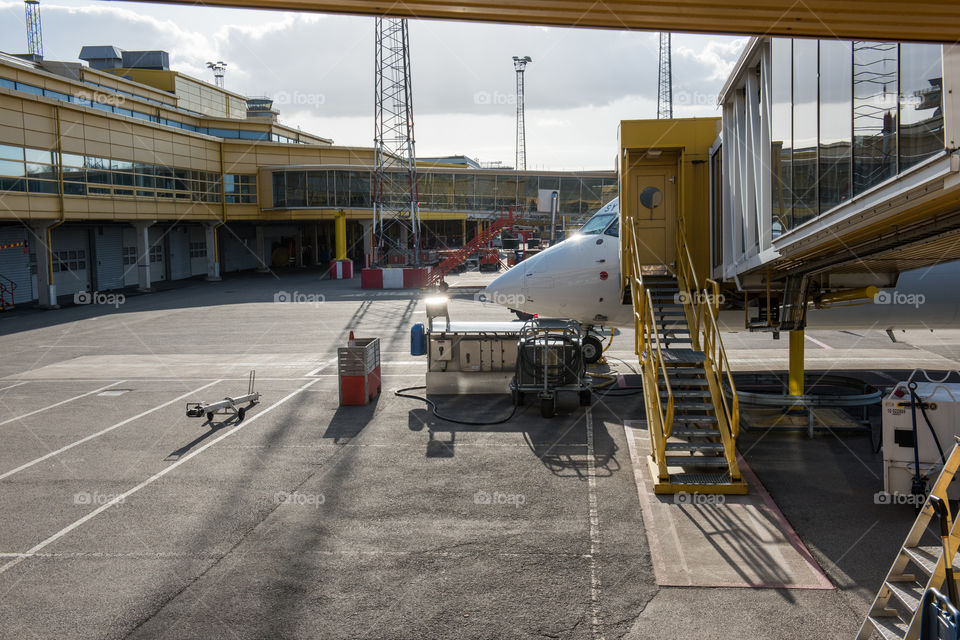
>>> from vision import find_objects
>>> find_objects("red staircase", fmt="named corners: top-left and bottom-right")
top-left (425, 206), bottom-right (519, 289)
top-left (0, 275), bottom-right (16, 312)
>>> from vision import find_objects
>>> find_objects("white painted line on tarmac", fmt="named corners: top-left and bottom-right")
top-left (0, 380), bottom-right (223, 482)
top-left (0, 377), bottom-right (322, 576)
top-left (585, 409), bottom-right (606, 640)
top-left (305, 358), bottom-right (338, 377)
top-left (0, 381), bottom-right (30, 392)
top-left (805, 335), bottom-right (833, 350)
top-left (0, 381), bottom-right (126, 427)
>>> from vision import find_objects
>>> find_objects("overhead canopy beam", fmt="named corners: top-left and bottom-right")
top-left (116, 0), bottom-right (960, 43)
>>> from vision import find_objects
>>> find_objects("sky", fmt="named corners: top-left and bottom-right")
top-left (0, 0), bottom-right (747, 170)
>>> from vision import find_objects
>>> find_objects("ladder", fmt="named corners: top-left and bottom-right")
top-left (424, 208), bottom-right (515, 288)
top-left (857, 442), bottom-right (960, 640)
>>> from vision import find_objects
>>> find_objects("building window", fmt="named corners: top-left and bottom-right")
top-left (899, 43), bottom-right (944, 171)
top-left (818, 40), bottom-right (852, 213)
top-left (853, 41), bottom-right (899, 196)
top-left (53, 249), bottom-right (86, 273)
top-left (189, 241), bottom-right (207, 258)
top-left (224, 174), bottom-right (257, 204)
top-left (149, 245), bottom-right (163, 264)
top-left (122, 246), bottom-right (137, 266)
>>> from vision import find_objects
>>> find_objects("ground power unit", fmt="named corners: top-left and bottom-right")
top-left (882, 372), bottom-right (960, 500)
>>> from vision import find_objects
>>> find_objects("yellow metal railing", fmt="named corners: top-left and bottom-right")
top-left (675, 215), bottom-right (741, 475)
top-left (625, 217), bottom-right (673, 479)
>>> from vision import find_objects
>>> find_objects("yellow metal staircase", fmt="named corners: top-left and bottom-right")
top-left (857, 442), bottom-right (960, 640)
top-left (624, 214), bottom-right (746, 494)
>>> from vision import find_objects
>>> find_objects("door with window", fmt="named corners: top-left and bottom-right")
top-left (627, 160), bottom-right (677, 268)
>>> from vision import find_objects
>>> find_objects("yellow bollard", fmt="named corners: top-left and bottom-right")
top-left (789, 330), bottom-right (804, 396)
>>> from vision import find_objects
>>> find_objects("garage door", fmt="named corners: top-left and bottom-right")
top-left (52, 226), bottom-right (91, 297)
top-left (148, 226), bottom-right (166, 283)
top-left (222, 227), bottom-right (257, 273)
top-left (0, 225), bottom-right (33, 304)
top-left (189, 226), bottom-right (208, 276)
top-left (169, 225), bottom-right (192, 281)
top-left (94, 225), bottom-right (124, 291)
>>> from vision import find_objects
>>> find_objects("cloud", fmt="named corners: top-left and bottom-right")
top-left (0, 0), bottom-right (745, 168)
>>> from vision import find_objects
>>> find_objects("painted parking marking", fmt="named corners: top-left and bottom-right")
top-left (0, 380), bottom-right (222, 481)
top-left (805, 335), bottom-right (833, 350)
top-left (0, 377), bottom-right (321, 576)
top-left (0, 381), bottom-right (30, 393)
top-left (0, 381), bottom-right (126, 427)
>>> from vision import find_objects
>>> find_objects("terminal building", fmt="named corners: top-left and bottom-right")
top-left (0, 47), bottom-right (616, 307)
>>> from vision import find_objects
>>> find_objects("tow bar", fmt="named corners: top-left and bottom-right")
top-left (186, 370), bottom-right (261, 422)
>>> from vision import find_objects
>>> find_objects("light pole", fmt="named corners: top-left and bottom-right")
top-left (206, 61), bottom-right (227, 88)
top-left (513, 55), bottom-right (532, 171)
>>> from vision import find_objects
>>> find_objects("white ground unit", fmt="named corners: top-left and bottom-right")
top-left (882, 375), bottom-right (960, 499)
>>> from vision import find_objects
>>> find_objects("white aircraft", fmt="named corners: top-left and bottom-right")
top-left (485, 197), bottom-right (960, 360)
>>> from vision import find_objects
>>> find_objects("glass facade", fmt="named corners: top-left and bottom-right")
top-left (853, 42), bottom-right (898, 195)
top-left (770, 38), bottom-right (792, 238)
top-left (770, 39), bottom-right (944, 234)
top-left (271, 169), bottom-right (618, 215)
top-left (899, 43), bottom-right (945, 171)
top-left (819, 40), bottom-right (853, 211)
top-left (791, 38), bottom-right (819, 229)
top-left (0, 142), bottom-right (247, 203)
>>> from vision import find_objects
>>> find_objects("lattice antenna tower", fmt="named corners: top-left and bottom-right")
top-left (657, 33), bottom-right (672, 119)
top-left (373, 17), bottom-right (420, 264)
top-left (25, 0), bottom-right (43, 59)
top-left (513, 56), bottom-right (531, 170)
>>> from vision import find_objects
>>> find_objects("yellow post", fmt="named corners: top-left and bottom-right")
top-left (789, 330), bottom-right (804, 396)
top-left (462, 218), bottom-right (467, 245)
top-left (335, 210), bottom-right (347, 261)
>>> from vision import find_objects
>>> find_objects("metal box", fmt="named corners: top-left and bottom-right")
top-left (882, 378), bottom-right (960, 499)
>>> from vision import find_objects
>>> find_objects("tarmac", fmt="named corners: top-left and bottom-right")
top-left (1, 267), bottom-right (958, 639)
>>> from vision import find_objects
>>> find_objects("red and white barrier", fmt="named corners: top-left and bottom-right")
top-left (361, 267), bottom-right (433, 289)
top-left (330, 260), bottom-right (354, 280)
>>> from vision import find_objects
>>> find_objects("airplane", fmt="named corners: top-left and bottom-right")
top-left (484, 197), bottom-right (960, 362)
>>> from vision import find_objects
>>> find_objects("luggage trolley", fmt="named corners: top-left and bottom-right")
top-left (186, 370), bottom-right (261, 423)
top-left (510, 318), bottom-right (591, 418)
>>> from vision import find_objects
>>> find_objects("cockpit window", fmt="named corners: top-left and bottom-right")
top-left (579, 212), bottom-right (616, 235)
top-left (604, 218), bottom-right (619, 238)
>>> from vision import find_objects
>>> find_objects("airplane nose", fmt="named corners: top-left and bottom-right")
top-left (485, 263), bottom-right (526, 308)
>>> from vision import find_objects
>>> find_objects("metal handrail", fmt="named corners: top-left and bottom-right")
top-left (699, 279), bottom-right (740, 438)
top-left (674, 215), bottom-right (740, 441)
top-left (625, 218), bottom-right (674, 456)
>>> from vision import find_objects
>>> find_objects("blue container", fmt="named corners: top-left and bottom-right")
top-left (410, 323), bottom-right (426, 356)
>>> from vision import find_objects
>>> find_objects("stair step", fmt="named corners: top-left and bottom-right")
top-left (902, 546), bottom-right (940, 576)
top-left (661, 350), bottom-right (704, 364)
top-left (673, 415), bottom-right (718, 424)
top-left (661, 390), bottom-right (712, 398)
top-left (655, 310), bottom-right (686, 316)
top-left (666, 455), bottom-right (728, 468)
top-left (885, 580), bottom-right (923, 613)
top-left (867, 615), bottom-right (908, 640)
top-left (661, 378), bottom-right (709, 388)
top-left (665, 442), bottom-right (725, 453)
top-left (671, 428), bottom-right (721, 437)
top-left (674, 402), bottom-right (715, 411)
top-left (669, 472), bottom-right (733, 485)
